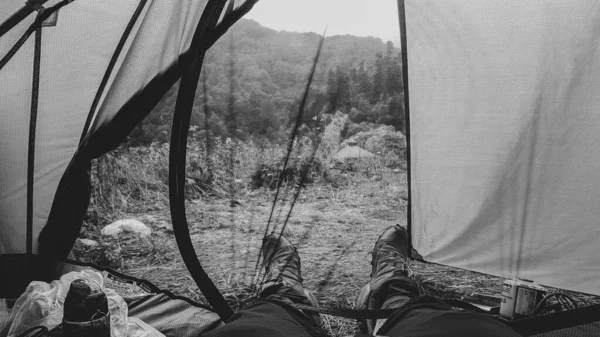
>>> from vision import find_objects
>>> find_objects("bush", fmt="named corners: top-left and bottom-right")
top-left (348, 108), bottom-right (368, 124)
top-left (90, 132), bottom-right (363, 218)
top-left (249, 155), bottom-right (328, 190)
top-left (343, 121), bottom-right (378, 139)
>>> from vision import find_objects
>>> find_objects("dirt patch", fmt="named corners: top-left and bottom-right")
top-left (75, 170), bottom-right (600, 337)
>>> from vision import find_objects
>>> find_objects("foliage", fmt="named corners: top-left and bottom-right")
top-left (127, 19), bottom-right (405, 146)
top-left (90, 133), bottom-right (337, 216)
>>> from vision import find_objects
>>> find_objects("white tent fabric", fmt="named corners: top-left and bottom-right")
top-left (407, 0), bottom-right (600, 295)
top-left (0, 0), bottom-right (234, 254)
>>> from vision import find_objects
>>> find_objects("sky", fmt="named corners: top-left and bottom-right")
top-left (244, 0), bottom-right (401, 45)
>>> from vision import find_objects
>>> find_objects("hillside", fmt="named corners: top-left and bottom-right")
top-left (129, 19), bottom-right (403, 145)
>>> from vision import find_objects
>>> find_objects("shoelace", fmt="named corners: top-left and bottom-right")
top-left (375, 250), bottom-right (412, 277)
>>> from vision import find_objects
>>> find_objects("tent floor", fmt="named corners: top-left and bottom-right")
top-left (0, 255), bottom-right (223, 336)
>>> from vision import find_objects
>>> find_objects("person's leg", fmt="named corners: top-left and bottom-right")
top-left (201, 300), bottom-right (320, 337)
top-left (356, 225), bottom-right (421, 334)
top-left (378, 295), bottom-right (522, 337)
top-left (358, 225), bottom-right (522, 337)
top-left (201, 233), bottom-right (323, 337)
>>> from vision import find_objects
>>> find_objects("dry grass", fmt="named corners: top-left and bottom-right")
top-left (75, 139), bottom-right (600, 337)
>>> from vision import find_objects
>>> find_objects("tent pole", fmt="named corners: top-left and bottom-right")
top-left (26, 15), bottom-right (43, 255)
top-left (207, 0), bottom-right (258, 47)
top-left (397, 0), bottom-right (414, 259)
top-left (169, 0), bottom-right (234, 322)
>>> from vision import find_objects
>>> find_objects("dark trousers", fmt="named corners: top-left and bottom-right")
top-left (201, 299), bottom-right (323, 337)
top-left (201, 295), bottom-right (522, 337)
top-left (378, 295), bottom-right (522, 337)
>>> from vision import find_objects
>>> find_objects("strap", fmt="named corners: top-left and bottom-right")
top-left (25, 0), bottom-right (46, 11)
top-left (0, 1), bottom-right (68, 72)
top-left (443, 298), bottom-right (489, 314)
top-left (0, 0), bottom-right (49, 38)
top-left (293, 298), bottom-right (489, 320)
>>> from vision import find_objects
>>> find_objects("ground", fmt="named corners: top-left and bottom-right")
top-left (75, 162), bottom-right (600, 337)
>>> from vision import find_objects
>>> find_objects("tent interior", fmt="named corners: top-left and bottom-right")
top-left (1, 0), bottom-right (600, 336)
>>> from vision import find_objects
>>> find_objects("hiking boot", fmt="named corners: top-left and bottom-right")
top-left (258, 233), bottom-right (320, 319)
top-left (356, 225), bottom-right (420, 333)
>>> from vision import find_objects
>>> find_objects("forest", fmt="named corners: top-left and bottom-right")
top-left (128, 19), bottom-right (404, 146)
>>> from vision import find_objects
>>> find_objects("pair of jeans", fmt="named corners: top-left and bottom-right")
top-left (201, 295), bottom-right (522, 337)
top-left (200, 299), bottom-right (324, 337)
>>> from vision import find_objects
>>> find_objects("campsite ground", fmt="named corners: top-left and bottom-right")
top-left (74, 142), bottom-right (600, 337)
top-left (79, 162), bottom-right (417, 335)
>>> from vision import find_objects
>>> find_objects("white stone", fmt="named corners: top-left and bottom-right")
top-left (76, 238), bottom-right (98, 247)
top-left (101, 219), bottom-right (151, 237)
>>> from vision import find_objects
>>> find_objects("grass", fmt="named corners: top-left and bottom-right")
top-left (73, 137), bottom-right (600, 337)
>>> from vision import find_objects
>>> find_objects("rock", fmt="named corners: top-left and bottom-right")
top-left (333, 145), bottom-right (375, 161)
top-left (101, 219), bottom-right (153, 258)
top-left (101, 219), bottom-right (152, 237)
top-left (76, 238), bottom-right (98, 247)
top-left (341, 126), bottom-right (406, 156)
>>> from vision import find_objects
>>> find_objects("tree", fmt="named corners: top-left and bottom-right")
top-left (326, 68), bottom-right (338, 101)
top-left (124, 19), bottom-right (399, 145)
top-left (384, 41), bottom-right (395, 69)
top-left (376, 94), bottom-right (405, 132)
top-left (357, 60), bottom-right (372, 100)
top-left (371, 52), bottom-right (386, 103)
top-left (335, 67), bottom-right (352, 111)
top-left (386, 53), bottom-right (403, 96)
top-left (326, 66), bottom-right (352, 113)
top-left (349, 66), bottom-right (358, 82)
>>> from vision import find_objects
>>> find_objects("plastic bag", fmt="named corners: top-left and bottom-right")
top-left (127, 317), bottom-right (165, 337)
top-left (0, 269), bottom-right (128, 337)
top-left (0, 300), bottom-right (9, 334)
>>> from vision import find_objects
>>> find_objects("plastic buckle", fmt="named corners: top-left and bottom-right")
top-left (25, 0), bottom-right (45, 11)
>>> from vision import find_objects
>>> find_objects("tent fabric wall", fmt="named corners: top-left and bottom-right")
top-left (0, 0), bottom-right (236, 254)
top-left (406, 0), bottom-right (600, 295)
